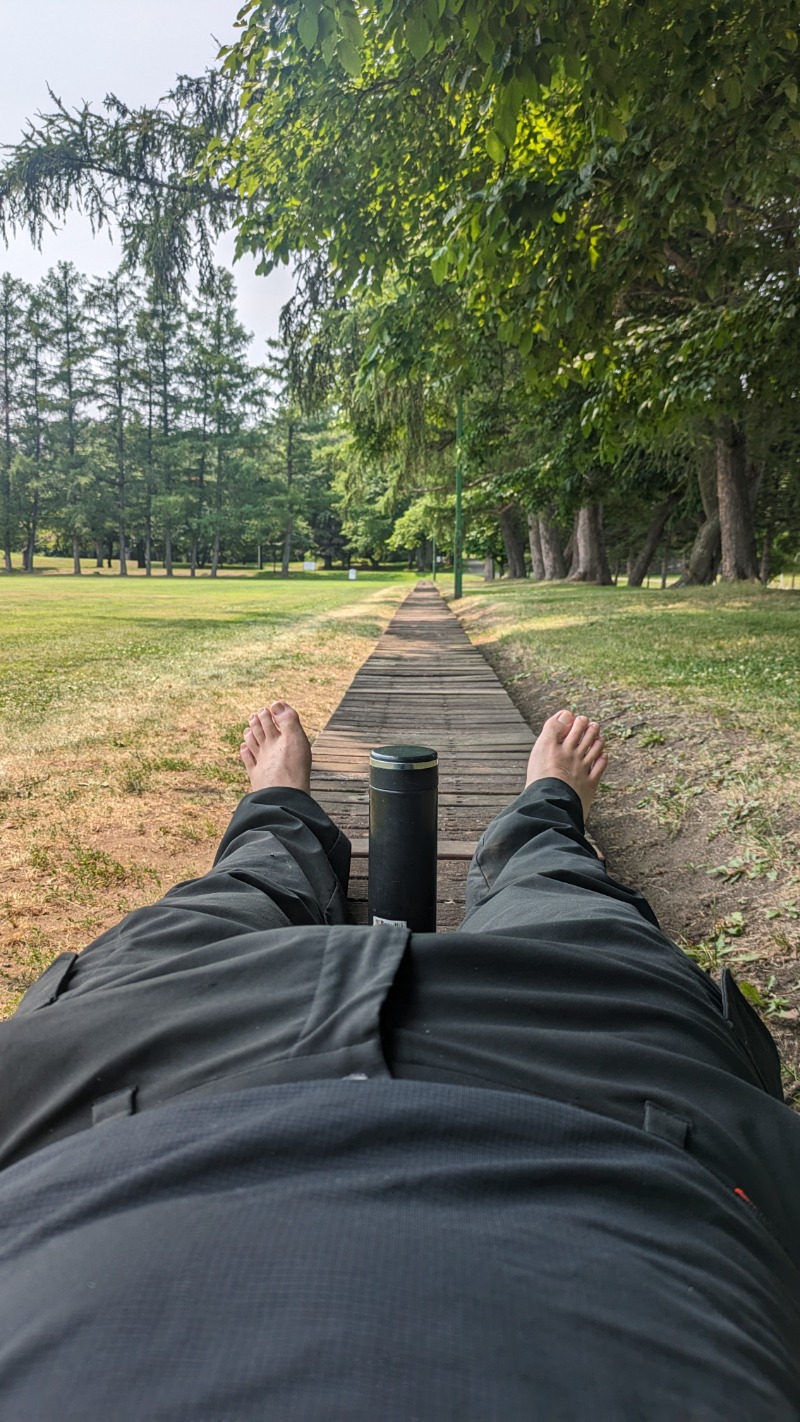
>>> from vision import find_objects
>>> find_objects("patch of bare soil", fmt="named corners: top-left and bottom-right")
top-left (461, 624), bottom-right (800, 1107)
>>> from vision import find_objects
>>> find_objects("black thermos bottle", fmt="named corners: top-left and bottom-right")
top-left (368, 745), bottom-right (438, 930)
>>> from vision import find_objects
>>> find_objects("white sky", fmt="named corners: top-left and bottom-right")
top-left (0, 0), bottom-right (295, 354)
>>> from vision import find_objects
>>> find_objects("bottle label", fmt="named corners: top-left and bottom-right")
top-left (372, 915), bottom-right (407, 927)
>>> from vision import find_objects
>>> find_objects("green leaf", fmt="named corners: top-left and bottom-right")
top-left (337, 37), bottom-right (362, 75)
top-left (474, 23), bottom-right (495, 63)
top-left (484, 130), bottom-right (506, 163)
top-left (407, 15), bottom-right (432, 61)
top-left (493, 79), bottom-right (523, 149)
top-left (605, 113), bottom-right (627, 142)
top-left (316, 5), bottom-right (335, 41)
top-left (297, 7), bottom-right (319, 50)
top-left (703, 205), bottom-right (717, 234)
top-left (722, 74), bottom-right (742, 108)
top-left (430, 247), bottom-right (451, 284)
top-left (784, 77), bottom-right (798, 104)
top-left (340, 9), bottom-right (362, 48)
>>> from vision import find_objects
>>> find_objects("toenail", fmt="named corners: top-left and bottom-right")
top-left (272, 701), bottom-right (286, 712)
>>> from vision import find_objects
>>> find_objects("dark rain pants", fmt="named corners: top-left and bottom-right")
top-left (3, 776), bottom-right (798, 1263)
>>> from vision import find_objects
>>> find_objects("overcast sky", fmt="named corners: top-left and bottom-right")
top-left (0, 0), bottom-right (295, 353)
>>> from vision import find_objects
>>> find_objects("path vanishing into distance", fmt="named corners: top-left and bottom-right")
top-left (310, 581), bottom-right (534, 928)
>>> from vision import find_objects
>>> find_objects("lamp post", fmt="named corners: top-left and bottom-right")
top-left (453, 393), bottom-right (464, 600)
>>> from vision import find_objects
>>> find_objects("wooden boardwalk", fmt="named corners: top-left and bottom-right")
top-left (310, 583), bottom-right (534, 928)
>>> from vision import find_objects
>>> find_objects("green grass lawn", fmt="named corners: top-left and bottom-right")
top-left (0, 567), bottom-right (418, 1011)
top-left (0, 568), bottom-right (419, 733)
top-left (456, 580), bottom-right (800, 732)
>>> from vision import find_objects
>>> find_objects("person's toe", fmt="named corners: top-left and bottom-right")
top-left (247, 711), bottom-right (268, 744)
top-left (554, 708), bottom-right (574, 737)
top-left (256, 707), bottom-right (279, 739)
top-left (583, 734), bottom-right (605, 767)
top-left (271, 700), bottom-right (299, 727)
top-left (240, 742), bottom-right (256, 770)
top-left (580, 720), bottom-right (601, 751)
top-left (565, 714), bottom-right (589, 747)
top-left (588, 752), bottom-right (608, 783)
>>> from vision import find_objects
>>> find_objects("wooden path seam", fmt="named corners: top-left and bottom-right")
top-left (310, 581), bottom-right (534, 929)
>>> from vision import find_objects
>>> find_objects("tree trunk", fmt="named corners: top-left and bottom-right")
top-left (95, 539), bottom-right (104, 568)
top-left (117, 407), bottom-right (127, 577)
top-left (716, 418), bottom-right (759, 581)
top-left (660, 530), bottom-right (671, 589)
top-left (498, 503), bottom-right (527, 579)
top-left (23, 490), bottom-right (39, 572)
top-left (567, 504), bottom-right (612, 584)
top-left (527, 513), bottom-right (545, 581)
top-left (164, 527), bottom-right (173, 577)
top-left (281, 517), bottom-right (293, 577)
top-left (673, 454), bottom-right (719, 585)
top-left (538, 509), bottom-right (566, 579)
top-left (628, 494), bottom-right (679, 587)
top-left (281, 420), bottom-right (295, 578)
top-left (484, 556), bottom-right (495, 581)
top-left (760, 522), bottom-right (773, 586)
top-left (72, 532), bottom-right (81, 576)
top-left (678, 510), bottom-right (721, 585)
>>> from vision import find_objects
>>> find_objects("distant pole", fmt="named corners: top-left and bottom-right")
top-left (431, 536), bottom-right (437, 580)
top-left (453, 394), bottom-right (464, 600)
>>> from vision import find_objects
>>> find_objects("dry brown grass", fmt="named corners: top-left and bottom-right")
top-left (0, 582), bottom-right (405, 1015)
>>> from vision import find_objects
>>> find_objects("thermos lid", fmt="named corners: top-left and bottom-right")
top-left (370, 744), bottom-right (438, 770)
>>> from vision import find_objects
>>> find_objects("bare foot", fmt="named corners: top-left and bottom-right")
top-left (525, 709), bottom-right (608, 820)
top-left (239, 701), bottom-right (312, 794)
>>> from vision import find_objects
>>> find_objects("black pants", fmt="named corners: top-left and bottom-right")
top-left (3, 776), bottom-right (796, 1251)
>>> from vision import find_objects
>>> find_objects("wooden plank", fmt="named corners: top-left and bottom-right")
top-left (309, 582), bottom-right (534, 929)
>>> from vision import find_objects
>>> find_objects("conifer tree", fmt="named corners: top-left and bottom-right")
top-left (90, 270), bottom-right (138, 574)
top-left (0, 273), bottom-right (27, 571)
top-left (39, 262), bottom-right (93, 574)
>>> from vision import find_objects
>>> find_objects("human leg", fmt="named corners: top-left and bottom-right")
top-left (0, 702), bottom-right (357, 1167)
top-left (459, 709), bottom-right (658, 937)
top-left (384, 709), bottom-right (781, 1106)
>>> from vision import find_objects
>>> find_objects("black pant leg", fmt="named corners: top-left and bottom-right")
top-left (384, 776), bottom-right (780, 1117)
top-left (0, 790), bottom-right (355, 1167)
top-left (460, 776), bottom-right (661, 937)
top-left (76, 787), bottom-right (351, 982)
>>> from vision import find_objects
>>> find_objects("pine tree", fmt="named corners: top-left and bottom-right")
top-left (39, 262), bottom-right (93, 574)
top-left (0, 273), bottom-right (27, 571)
top-left (138, 284), bottom-right (185, 575)
top-left (185, 269), bottom-right (253, 576)
top-left (89, 270), bottom-right (138, 574)
top-left (16, 287), bottom-right (48, 571)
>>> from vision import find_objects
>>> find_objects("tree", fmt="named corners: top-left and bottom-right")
top-left (185, 269), bottom-right (254, 576)
top-left (40, 262), bottom-right (93, 574)
top-left (5, 3), bottom-right (800, 577)
top-left (90, 270), bottom-right (138, 574)
top-left (0, 273), bottom-right (26, 571)
top-left (138, 284), bottom-right (185, 574)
